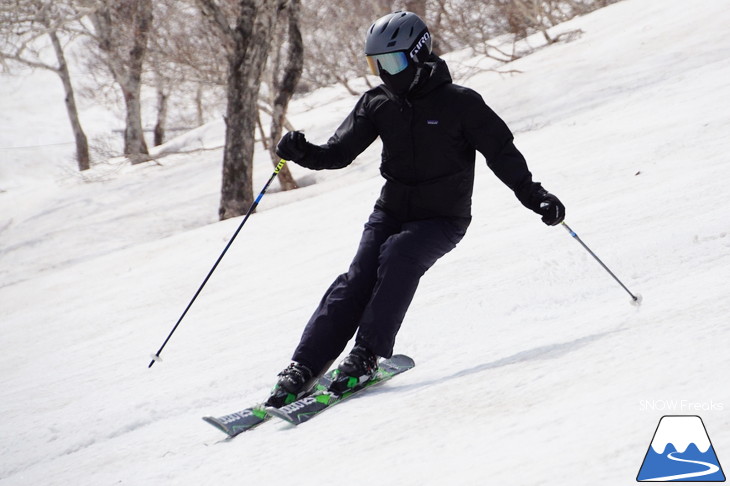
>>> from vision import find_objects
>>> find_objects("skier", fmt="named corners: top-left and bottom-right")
top-left (266, 11), bottom-right (565, 407)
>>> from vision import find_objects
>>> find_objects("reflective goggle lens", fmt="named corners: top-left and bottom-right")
top-left (366, 52), bottom-right (409, 76)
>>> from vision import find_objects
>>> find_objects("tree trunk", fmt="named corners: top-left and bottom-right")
top-left (195, 86), bottom-right (205, 126)
top-left (268, 0), bottom-right (302, 192)
top-left (154, 85), bottom-right (168, 146)
top-left (48, 30), bottom-right (90, 171)
top-left (218, 0), bottom-right (279, 220)
top-left (122, 86), bottom-right (149, 157)
top-left (126, 0), bottom-right (152, 158)
top-left (89, 0), bottom-right (152, 160)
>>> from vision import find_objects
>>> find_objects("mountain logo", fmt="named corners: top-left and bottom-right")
top-left (637, 415), bottom-right (725, 482)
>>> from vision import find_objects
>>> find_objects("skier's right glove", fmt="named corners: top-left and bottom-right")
top-left (276, 131), bottom-right (310, 162)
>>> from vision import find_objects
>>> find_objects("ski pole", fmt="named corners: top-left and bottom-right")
top-left (561, 221), bottom-right (642, 306)
top-left (148, 159), bottom-right (289, 368)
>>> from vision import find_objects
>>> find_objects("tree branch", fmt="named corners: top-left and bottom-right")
top-left (195, 0), bottom-right (235, 54)
top-left (0, 50), bottom-right (59, 73)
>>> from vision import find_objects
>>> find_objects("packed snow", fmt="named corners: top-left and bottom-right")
top-left (1, 1), bottom-right (729, 484)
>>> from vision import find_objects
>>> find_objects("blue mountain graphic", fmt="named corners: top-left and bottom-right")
top-left (638, 442), bottom-right (726, 482)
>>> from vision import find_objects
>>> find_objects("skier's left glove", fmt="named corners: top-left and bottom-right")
top-left (533, 189), bottom-right (565, 226)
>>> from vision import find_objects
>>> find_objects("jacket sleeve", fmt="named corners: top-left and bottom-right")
top-left (462, 92), bottom-right (543, 210)
top-left (296, 94), bottom-right (379, 170)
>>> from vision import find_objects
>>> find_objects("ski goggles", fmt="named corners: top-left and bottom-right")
top-left (366, 51), bottom-right (409, 76)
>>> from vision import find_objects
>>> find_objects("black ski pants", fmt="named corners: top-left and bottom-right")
top-left (292, 207), bottom-right (467, 374)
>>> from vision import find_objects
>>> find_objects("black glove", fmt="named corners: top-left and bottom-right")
top-left (534, 189), bottom-right (565, 226)
top-left (276, 131), bottom-right (309, 162)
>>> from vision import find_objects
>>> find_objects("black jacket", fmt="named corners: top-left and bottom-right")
top-left (297, 56), bottom-right (543, 224)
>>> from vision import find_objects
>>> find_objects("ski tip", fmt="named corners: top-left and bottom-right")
top-left (202, 416), bottom-right (223, 427)
top-left (202, 416), bottom-right (230, 435)
top-left (387, 354), bottom-right (415, 367)
top-left (265, 406), bottom-right (299, 425)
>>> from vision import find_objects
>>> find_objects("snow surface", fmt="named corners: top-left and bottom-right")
top-left (2, 0), bottom-right (730, 484)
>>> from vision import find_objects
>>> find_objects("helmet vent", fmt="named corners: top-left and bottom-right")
top-left (390, 27), bottom-right (400, 40)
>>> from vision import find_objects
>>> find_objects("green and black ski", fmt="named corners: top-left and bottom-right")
top-left (202, 371), bottom-right (334, 437)
top-left (266, 354), bottom-right (415, 426)
top-left (203, 354), bottom-right (414, 436)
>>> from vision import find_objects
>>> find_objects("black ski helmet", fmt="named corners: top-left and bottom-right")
top-left (365, 11), bottom-right (432, 77)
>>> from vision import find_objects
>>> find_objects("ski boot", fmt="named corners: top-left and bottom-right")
top-left (265, 362), bottom-right (317, 408)
top-left (329, 345), bottom-right (379, 395)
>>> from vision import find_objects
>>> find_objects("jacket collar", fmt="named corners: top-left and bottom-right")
top-left (412, 55), bottom-right (452, 98)
top-left (379, 55), bottom-right (452, 103)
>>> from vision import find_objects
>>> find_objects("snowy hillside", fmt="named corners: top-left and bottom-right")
top-left (1, 1), bottom-right (729, 485)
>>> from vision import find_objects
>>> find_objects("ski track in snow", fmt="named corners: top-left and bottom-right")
top-left (2, 1), bottom-right (730, 485)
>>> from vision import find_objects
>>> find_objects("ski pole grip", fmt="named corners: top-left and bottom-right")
top-left (274, 159), bottom-right (287, 174)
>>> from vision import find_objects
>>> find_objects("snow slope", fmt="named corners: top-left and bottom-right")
top-left (1, 1), bottom-right (729, 484)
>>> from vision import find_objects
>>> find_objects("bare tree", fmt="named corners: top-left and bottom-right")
top-left (433, 1), bottom-right (519, 62)
top-left (151, 70), bottom-right (170, 147)
top-left (395, 0), bottom-right (449, 55)
top-left (145, 0), bottom-right (229, 146)
top-left (147, 0), bottom-right (175, 147)
top-left (0, 1), bottom-right (91, 171)
top-left (267, 0), bottom-right (302, 191)
top-left (395, 0), bottom-right (425, 18)
top-left (299, 0), bottom-right (390, 95)
top-left (148, 1), bottom-right (191, 146)
top-left (197, 0), bottom-right (282, 220)
top-left (86, 0), bottom-right (153, 160)
top-left (497, 0), bottom-right (571, 45)
top-left (434, 0), bottom-right (618, 62)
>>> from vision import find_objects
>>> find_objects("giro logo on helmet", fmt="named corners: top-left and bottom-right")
top-left (409, 31), bottom-right (431, 60)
